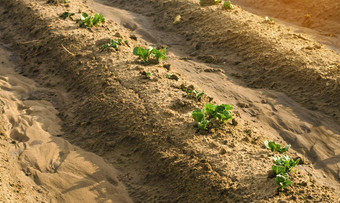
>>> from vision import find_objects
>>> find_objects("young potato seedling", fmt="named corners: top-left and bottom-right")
top-left (264, 141), bottom-right (291, 154)
top-left (60, 12), bottom-right (74, 20)
top-left (205, 103), bottom-right (233, 122)
top-left (223, 1), bottom-right (234, 9)
top-left (264, 16), bottom-right (275, 23)
top-left (180, 85), bottom-right (205, 102)
top-left (275, 173), bottom-right (292, 190)
top-left (101, 39), bottom-right (123, 51)
top-left (145, 72), bottom-right (151, 79)
top-left (192, 90), bottom-right (205, 102)
top-left (192, 109), bottom-right (210, 130)
top-left (271, 155), bottom-right (300, 191)
top-left (133, 46), bottom-right (167, 63)
top-left (192, 103), bottom-right (233, 130)
top-left (78, 12), bottom-right (105, 28)
top-left (272, 155), bottom-right (300, 174)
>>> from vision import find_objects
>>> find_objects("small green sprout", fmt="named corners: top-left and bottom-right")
top-left (101, 39), bottom-right (123, 51)
top-left (78, 12), bottom-right (105, 28)
top-left (133, 47), bottom-right (153, 63)
top-left (265, 16), bottom-right (275, 23)
top-left (272, 155), bottom-right (300, 175)
top-left (60, 12), bottom-right (74, 19)
top-left (151, 47), bottom-right (167, 62)
top-left (205, 103), bottom-right (233, 122)
top-left (192, 103), bottom-right (233, 131)
top-left (166, 74), bottom-right (173, 78)
top-left (222, 1), bottom-right (233, 9)
top-left (192, 109), bottom-right (209, 130)
top-left (133, 46), bottom-right (167, 63)
top-left (145, 72), bottom-right (151, 79)
top-left (275, 173), bottom-right (292, 190)
top-left (264, 141), bottom-right (291, 154)
top-left (193, 90), bottom-right (205, 101)
top-left (271, 155), bottom-right (299, 190)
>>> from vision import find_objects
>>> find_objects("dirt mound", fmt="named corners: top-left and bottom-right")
top-left (0, 0), bottom-right (339, 202)
top-left (105, 0), bottom-right (340, 123)
top-left (232, 0), bottom-right (340, 52)
top-left (233, 0), bottom-right (340, 34)
top-left (0, 37), bottom-right (132, 202)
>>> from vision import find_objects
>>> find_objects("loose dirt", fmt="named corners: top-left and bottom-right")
top-left (232, 0), bottom-right (340, 53)
top-left (0, 0), bottom-right (339, 202)
top-left (0, 41), bottom-right (132, 202)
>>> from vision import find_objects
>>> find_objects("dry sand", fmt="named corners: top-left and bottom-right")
top-left (0, 0), bottom-right (339, 202)
top-left (0, 43), bottom-right (132, 202)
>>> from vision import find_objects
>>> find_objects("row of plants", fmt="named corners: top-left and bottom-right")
top-left (200, 0), bottom-right (234, 9)
top-left (58, 7), bottom-right (300, 193)
top-left (199, 1), bottom-right (275, 23)
top-left (265, 141), bottom-right (300, 190)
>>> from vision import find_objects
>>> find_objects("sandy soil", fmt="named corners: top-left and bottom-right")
top-left (232, 0), bottom-right (340, 52)
top-left (0, 37), bottom-right (132, 202)
top-left (0, 0), bottom-right (339, 202)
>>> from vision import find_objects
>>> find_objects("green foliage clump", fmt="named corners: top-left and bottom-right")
top-left (272, 155), bottom-right (299, 190)
top-left (204, 103), bottom-right (233, 122)
top-left (133, 46), bottom-right (166, 63)
top-left (181, 85), bottom-right (205, 102)
top-left (222, 1), bottom-right (234, 9)
top-left (272, 155), bottom-right (300, 175)
top-left (78, 12), bottom-right (105, 28)
top-left (275, 173), bottom-right (292, 190)
top-left (264, 141), bottom-right (291, 154)
top-left (192, 103), bottom-right (233, 130)
top-left (192, 109), bottom-right (209, 130)
top-left (60, 12), bottom-right (74, 20)
top-left (101, 39), bottom-right (123, 51)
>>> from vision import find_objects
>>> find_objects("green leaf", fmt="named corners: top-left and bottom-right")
top-left (198, 120), bottom-right (209, 130)
top-left (264, 141), bottom-right (291, 154)
top-left (223, 1), bottom-right (234, 9)
top-left (60, 12), bottom-right (74, 19)
top-left (272, 165), bottom-right (286, 175)
top-left (81, 12), bottom-right (88, 19)
top-left (192, 109), bottom-right (205, 122)
top-left (204, 103), bottom-right (216, 117)
top-left (215, 104), bottom-right (233, 122)
top-left (78, 12), bottom-right (104, 28)
top-left (275, 173), bottom-right (292, 189)
top-left (272, 155), bottom-right (299, 175)
top-left (145, 72), bottom-right (151, 78)
top-left (151, 47), bottom-right (167, 61)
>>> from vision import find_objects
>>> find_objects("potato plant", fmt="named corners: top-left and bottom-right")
top-left (264, 140), bottom-right (291, 154)
top-left (222, 1), bottom-right (234, 9)
top-left (78, 12), bottom-right (105, 28)
top-left (272, 155), bottom-right (300, 190)
top-left (192, 103), bottom-right (233, 130)
top-left (133, 46), bottom-right (166, 64)
top-left (60, 12), bottom-right (74, 20)
top-left (101, 39), bottom-right (123, 51)
top-left (265, 141), bottom-right (299, 191)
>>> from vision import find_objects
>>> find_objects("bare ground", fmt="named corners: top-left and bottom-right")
top-left (0, 0), bottom-right (339, 202)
